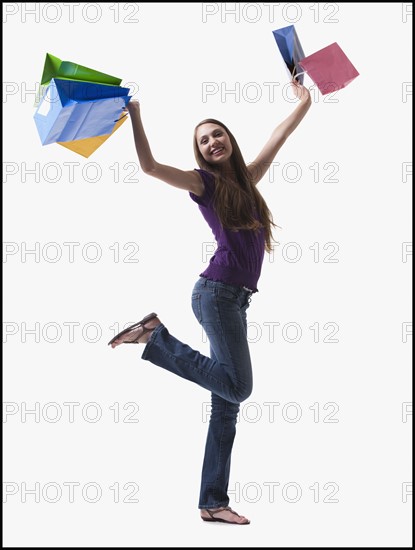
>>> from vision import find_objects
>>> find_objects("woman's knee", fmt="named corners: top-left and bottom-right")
top-left (211, 398), bottom-right (240, 417)
top-left (235, 384), bottom-right (253, 403)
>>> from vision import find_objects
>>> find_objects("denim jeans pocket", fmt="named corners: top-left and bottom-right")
top-left (214, 284), bottom-right (240, 302)
top-left (191, 293), bottom-right (203, 323)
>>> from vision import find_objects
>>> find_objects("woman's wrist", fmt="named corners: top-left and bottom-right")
top-left (299, 88), bottom-right (311, 104)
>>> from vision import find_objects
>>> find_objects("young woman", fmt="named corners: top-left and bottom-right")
top-left (109, 81), bottom-right (311, 524)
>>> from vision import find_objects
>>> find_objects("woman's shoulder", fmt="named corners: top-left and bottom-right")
top-left (194, 168), bottom-right (216, 184)
top-left (190, 169), bottom-right (216, 206)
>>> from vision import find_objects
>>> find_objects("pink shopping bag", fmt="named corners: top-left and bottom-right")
top-left (298, 42), bottom-right (359, 95)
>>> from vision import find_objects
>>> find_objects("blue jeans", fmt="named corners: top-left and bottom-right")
top-left (141, 276), bottom-right (253, 508)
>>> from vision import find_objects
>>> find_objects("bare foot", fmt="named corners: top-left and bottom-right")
top-left (200, 506), bottom-right (250, 524)
top-left (110, 317), bottom-right (161, 348)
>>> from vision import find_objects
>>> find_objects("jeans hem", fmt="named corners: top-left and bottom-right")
top-left (198, 500), bottom-right (230, 510)
top-left (141, 323), bottom-right (165, 360)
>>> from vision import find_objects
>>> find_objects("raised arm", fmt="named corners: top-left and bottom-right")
top-left (127, 100), bottom-right (204, 196)
top-left (247, 81), bottom-right (312, 185)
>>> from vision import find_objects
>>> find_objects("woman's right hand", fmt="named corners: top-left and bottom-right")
top-left (126, 99), bottom-right (140, 113)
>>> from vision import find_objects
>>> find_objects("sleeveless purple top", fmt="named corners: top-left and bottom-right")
top-left (189, 168), bottom-right (265, 292)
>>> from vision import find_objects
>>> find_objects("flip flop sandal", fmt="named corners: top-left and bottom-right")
top-left (201, 506), bottom-right (250, 525)
top-left (107, 312), bottom-right (158, 346)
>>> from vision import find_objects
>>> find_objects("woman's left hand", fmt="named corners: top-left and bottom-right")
top-left (291, 79), bottom-right (311, 103)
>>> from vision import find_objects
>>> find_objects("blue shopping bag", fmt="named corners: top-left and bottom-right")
top-left (272, 25), bottom-right (305, 84)
top-left (34, 78), bottom-right (131, 145)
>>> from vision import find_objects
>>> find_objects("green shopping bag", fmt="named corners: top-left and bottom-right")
top-left (41, 53), bottom-right (122, 86)
top-left (34, 52), bottom-right (123, 107)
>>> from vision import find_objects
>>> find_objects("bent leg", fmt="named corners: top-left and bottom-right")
top-left (141, 282), bottom-right (252, 403)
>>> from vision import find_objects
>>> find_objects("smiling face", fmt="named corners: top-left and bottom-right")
top-left (196, 123), bottom-right (233, 166)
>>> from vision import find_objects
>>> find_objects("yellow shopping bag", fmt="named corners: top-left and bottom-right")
top-left (57, 113), bottom-right (128, 158)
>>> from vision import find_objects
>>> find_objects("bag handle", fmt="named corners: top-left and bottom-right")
top-left (291, 67), bottom-right (307, 81)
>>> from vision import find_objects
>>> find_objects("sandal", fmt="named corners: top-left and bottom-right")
top-left (107, 312), bottom-right (158, 346)
top-left (201, 506), bottom-right (250, 525)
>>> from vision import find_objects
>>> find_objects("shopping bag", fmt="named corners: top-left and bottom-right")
top-left (34, 78), bottom-right (131, 145)
top-left (298, 42), bottom-right (359, 95)
top-left (34, 53), bottom-right (122, 107)
top-left (41, 52), bottom-right (122, 86)
top-left (57, 113), bottom-right (128, 158)
top-left (272, 25), bottom-right (305, 84)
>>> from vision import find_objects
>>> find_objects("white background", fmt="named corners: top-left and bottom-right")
top-left (3, 2), bottom-right (412, 547)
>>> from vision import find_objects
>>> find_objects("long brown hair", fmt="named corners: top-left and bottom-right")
top-left (193, 118), bottom-right (277, 253)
